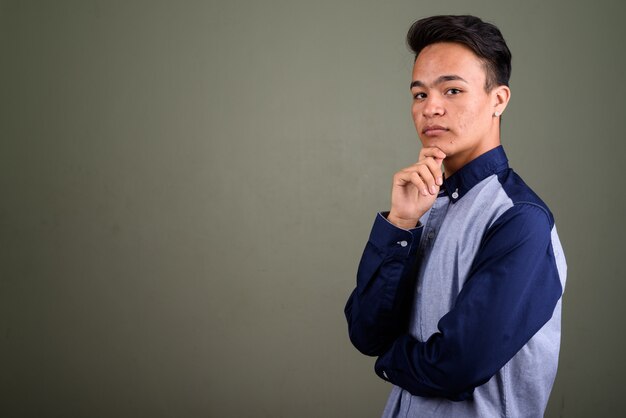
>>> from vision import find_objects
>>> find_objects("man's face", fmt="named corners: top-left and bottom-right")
top-left (410, 42), bottom-right (507, 172)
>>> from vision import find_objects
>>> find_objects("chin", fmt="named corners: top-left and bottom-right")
top-left (419, 136), bottom-right (453, 151)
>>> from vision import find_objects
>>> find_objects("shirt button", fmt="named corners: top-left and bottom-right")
top-left (428, 231), bottom-right (435, 239)
top-left (452, 191), bottom-right (459, 199)
top-left (399, 240), bottom-right (408, 247)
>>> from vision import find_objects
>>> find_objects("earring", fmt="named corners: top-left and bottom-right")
top-left (494, 111), bottom-right (501, 117)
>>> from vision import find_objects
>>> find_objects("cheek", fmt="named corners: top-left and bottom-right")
top-left (455, 110), bottom-right (472, 132)
top-left (411, 104), bottom-right (420, 121)
top-left (455, 104), bottom-right (482, 132)
top-left (411, 108), bottom-right (422, 130)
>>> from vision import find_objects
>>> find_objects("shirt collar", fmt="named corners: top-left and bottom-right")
top-left (442, 145), bottom-right (509, 203)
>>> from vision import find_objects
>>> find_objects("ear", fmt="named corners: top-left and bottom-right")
top-left (492, 85), bottom-right (511, 116)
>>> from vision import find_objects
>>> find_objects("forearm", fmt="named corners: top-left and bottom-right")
top-left (345, 213), bottom-right (423, 356)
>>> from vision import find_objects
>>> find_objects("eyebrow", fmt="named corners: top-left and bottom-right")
top-left (410, 75), bottom-right (468, 89)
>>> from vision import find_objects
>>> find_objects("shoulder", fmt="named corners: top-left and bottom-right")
top-left (495, 168), bottom-right (554, 228)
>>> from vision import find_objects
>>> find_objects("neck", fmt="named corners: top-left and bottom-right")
top-left (443, 140), bottom-right (501, 177)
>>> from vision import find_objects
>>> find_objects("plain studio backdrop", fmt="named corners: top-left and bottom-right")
top-left (1, 1), bottom-right (624, 417)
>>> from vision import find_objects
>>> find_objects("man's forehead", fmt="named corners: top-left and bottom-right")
top-left (411, 43), bottom-right (487, 85)
top-left (410, 75), bottom-right (468, 89)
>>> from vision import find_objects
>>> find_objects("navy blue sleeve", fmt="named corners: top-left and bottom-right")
top-left (344, 213), bottom-right (423, 356)
top-left (374, 203), bottom-right (564, 400)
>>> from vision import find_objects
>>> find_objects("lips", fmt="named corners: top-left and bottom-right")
top-left (422, 125), bottom-right (449, 136)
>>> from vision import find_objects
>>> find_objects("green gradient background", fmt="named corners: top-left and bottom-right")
top-left (1, 1), bottom-right (624, 417)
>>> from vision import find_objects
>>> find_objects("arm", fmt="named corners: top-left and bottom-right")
top-left (374, 203), bottom-right (564, 400)
top-left (344, 213), bottom-right (423, 356)
top-left (345, 147), bottom-right (445, 356)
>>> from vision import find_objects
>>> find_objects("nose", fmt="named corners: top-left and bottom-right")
top-left (421, 94), bottom-right (445, 118)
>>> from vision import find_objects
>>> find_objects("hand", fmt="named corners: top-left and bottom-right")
top-left (387, 147), bottom-right (446, 229)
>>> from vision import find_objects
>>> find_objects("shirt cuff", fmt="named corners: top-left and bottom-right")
top-left (368, 212), bottom-right (423, 257)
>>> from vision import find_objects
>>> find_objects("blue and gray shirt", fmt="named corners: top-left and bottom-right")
top-left (345, 146), bottom-right (567, 418)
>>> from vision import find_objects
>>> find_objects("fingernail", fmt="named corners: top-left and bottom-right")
top-left (437, 177), bottom-right (443, 186)
top-left (430, 185), bottom-right (437, 194)
top-left (421, 188), bottom-right (428, 196)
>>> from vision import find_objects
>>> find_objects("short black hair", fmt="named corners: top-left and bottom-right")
top-left (407, 15), bottom-right (512, 90)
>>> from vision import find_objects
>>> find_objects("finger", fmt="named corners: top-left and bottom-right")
top-left (402, 165), bottom-right (437, 195)
top-left (419, 146), bottom-right (446, 161)
top-left (409, 158), bottom-right (443, 188)
top-left (415, 157), bottom-right (444, 186)
top-left (395, 169), bottom-right (428, 196)
top-left (413, 164), bottom-right (440, 195)
top-left (393, 170), bottom-right (417, 189)
top-left (409, 171), bottom-right (431, 196)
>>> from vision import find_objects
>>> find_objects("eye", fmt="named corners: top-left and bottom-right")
top-left (413, 92), bottom-right (426, 100)
top-left (445, 88), bottom-right (462, 95)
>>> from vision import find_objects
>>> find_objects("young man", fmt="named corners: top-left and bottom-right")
top-left (345, 15), bottom-right (567, 417)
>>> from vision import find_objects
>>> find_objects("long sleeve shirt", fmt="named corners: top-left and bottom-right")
top-left (345, 146), bottom-right (567, 418)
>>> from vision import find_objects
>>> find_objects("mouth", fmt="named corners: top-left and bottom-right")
top-left (422, 125), bottom-right (449, 137)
